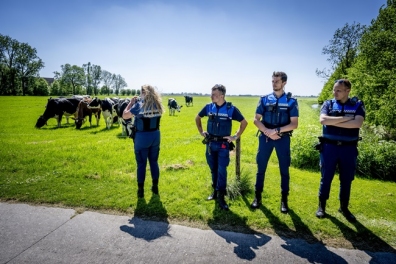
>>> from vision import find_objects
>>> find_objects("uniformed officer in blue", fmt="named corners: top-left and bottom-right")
top-left (123, 84), bottom-right (165, 198)
top-left (316, 79), bottom-right (365, 222)
top-left (251, 71), bottom-right (299, 213)
top-left (195, 84), bottom-right (248, 210)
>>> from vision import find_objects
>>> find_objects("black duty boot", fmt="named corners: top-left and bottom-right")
top-left (217, 190), bottom-right (229, 211)
top-left (338, 201), bottom-right (356, 222)
top-left (281, 193), bottom-right (289, 214)
top-left (151, 179), bottom-right (159, 195)
top-left (137, 183), bottom-right (144, 198)
top-left (207, 184), bottom-right (217, 200)
top-left (316, 199), bottom-right (326, 218)
top-left (207, 190), bottom-right (218, 200)
top-left (250, 191), bottom-right (262, 209)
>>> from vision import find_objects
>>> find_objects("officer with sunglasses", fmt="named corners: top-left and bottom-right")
top-left (315, 79), bottom-right (365, 222)
top-left (250, 71), bottom-right (299, 213)
top-left (195, 84), bottom-right (248, 210)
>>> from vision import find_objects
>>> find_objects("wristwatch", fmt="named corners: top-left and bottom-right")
top-left (276, 127), bottom-right (281, 134)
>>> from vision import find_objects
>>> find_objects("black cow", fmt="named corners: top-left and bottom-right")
top-left (74, 100), bottom-right (101, 129)
top-left (115, 98), bottom-right (133, 137)
top-left (184, 95), bottom-right (193, 107)
top-left (88, 97), bottom-right (118, 129)
top-left (168, 98), bottom-right (182, 116)
top-left (35, 97), bottom-right (81, 128)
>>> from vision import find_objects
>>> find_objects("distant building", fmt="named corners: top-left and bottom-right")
top-left (42, 77), bottom-right (55, 86)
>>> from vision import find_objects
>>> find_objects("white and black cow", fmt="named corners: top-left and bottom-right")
top-left (35, 97), bottom-right (82, 128)
top-left (74, 100), bottom-right (101, 129)
top-left (115, 98), bottom-right (133, 137)
top-left (184, 95), bottom-right (193, 107)
top-left (168, 98), bottom-right (182, 116)
top-left (88, 97), bottom-right (118, 129)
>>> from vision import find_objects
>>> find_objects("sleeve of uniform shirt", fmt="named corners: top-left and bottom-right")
top-left (289, 99), bottom-right (299, 117)
top-left (130, 102), bottom-right (142, 115)
top-left (255, 97), bottom-right (265, 115)
top-left (232, 106), bottom-right (245, 122)
top-left (198, 104), bottom-right (208, 117)
top-left (355, 102), bottom-right (366, 118)
top-left (320, 101), bottom-right (330, 115)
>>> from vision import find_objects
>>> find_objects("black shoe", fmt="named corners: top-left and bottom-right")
top-left (316, 200), bottom-right (326, 218)
top-left (207, 190), bottom-right (218, 200)
top-left (281, 201), bottom-right (289, 214)
top-left (137, 183), bottom-right (144, 198)
top-left (250, 198), bottom-right (261, 209)
top-left (338, 207), bottom-right (356, 222)
top-left (217, 191), bottom-right (229, 211)
top-left (281, 194), bottom-right (289, 214)
top-left (151, 185), bottom-right (158, 195)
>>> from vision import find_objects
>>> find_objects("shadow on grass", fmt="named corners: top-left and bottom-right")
top-left (327, 214), bottom-right (396, 257)
top-left (207, 200), bottom-right (271, 261)
top-left (119, 195), bottom-right (170, 241)
top-left (241, 196), bottom-right (349, 263)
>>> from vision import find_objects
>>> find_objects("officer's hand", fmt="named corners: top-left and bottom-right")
top-left (201, 131), bottom-right (208, 137)
top-left (224, 135), bottom-right (237, 142)
top-left (268, 134), bottom-right (281, 140)
top-left (264, 129), bottom-right (277, 137)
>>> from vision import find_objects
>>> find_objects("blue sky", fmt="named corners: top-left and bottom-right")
top-left (1, 0), bottom-right (386, 96)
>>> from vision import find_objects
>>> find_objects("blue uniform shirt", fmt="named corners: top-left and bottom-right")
top-left (198, 102), bottom-right (245, 136)
top-left (256, 92), bottom-right (299, 129)
top-left (130, 100), bottom-right (162, 132)
top-left (321, 98), bottom-right (365, 141)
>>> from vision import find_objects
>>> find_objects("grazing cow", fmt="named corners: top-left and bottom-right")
top-left (168, 98), bottom-right (183, 116)
top-left (74, 100), bottom-right (101, 129)
top-left (35, 97), bottom-right (81, 128)
top-left (115, 98), bottom-right (133, 137)
top-left (88, 97), bottom-right (118, 129)
top-left (184, 95), bottom-right (193, 107)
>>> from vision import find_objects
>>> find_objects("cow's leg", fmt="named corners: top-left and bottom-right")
top-left (57, 114), bottom-right (63, 127)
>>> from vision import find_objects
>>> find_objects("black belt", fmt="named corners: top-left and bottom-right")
top-left (209, 135), bottom-right (229, 142)
top-left (319, 137), bottom-right (358, 146)
top-left (137, 128), bottom-right (159, 132)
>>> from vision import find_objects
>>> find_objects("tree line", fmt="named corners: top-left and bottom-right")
top-left (0, 34), bottom-right (130, 96)
top-left (317, 0), bottom-right (396, 137)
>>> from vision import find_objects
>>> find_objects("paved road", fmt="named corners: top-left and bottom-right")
top-left (0, 202), bottom-right (395, 264)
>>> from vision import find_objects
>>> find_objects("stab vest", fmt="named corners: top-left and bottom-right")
top-left (260, 93), bottom-right (296, 129)
top-left (206, 102), bottom-right (234, 136)
top-left (133, 101), bottom-right (162, 132)
top-left (322, 98), bottom-right (363, 141)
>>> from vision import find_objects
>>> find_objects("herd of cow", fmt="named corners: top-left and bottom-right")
top-left (35, 95), bottom-right (194, 134)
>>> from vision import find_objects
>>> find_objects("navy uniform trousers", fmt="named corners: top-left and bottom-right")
top-left (255, 133), bottom-right (291, 194)
top-left (319, 143), bottom-right (358, 202)
top-left (134, 130), bottom-right (160, 184)
top-left (206, 141), bottom-right (230, 192)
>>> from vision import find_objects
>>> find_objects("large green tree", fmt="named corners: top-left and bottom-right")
top-left (54, 64), bottom-right (85, 95)
top-left (0, 34), bottom-right (44, 95)
top-left (348, 0), bottom-right (396, 133)
top-left (316, 22), bottom-right (366, 80)
top-left (112, 74), bottom-right (127, 96)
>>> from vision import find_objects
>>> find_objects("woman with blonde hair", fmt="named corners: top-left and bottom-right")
top-left (123, 85), bottom-right (165, 198)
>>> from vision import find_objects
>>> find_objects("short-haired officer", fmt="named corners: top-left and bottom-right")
top-left (195, 84), bottom-right (248, 210)
top-left (316, 79), bottom-right (365, 222)
top-left (251, 71), bottom-right (299, 213)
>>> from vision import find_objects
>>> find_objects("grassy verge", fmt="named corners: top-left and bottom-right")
top-left (0, 95), bottom-right (395, 252)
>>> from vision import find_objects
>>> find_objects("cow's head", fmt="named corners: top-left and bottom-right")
top-left (35, 116), bottom-right (47, 128)
top-left (88, 97), bottom-right (101, 108)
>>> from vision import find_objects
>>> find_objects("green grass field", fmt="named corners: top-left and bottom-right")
top-left (0, 95), bottom-right (395, 252)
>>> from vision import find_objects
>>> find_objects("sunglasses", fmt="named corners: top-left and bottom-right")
top-left (213, 84), bottom-right (225, 89)
top-left (334, 79), bottom-right (351, 89)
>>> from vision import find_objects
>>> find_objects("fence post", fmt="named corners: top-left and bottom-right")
top-left (235, 137), bottom-right (241, 181)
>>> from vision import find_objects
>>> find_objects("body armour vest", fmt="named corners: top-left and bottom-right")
top-left (322, 98), bottom-right (362, 141)
top-left (206, 102), bottom-right (234, 136)
top-left (261, 93), bottom-right (296, 129)
top-left (133, 102), bottom-right (162, 132)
